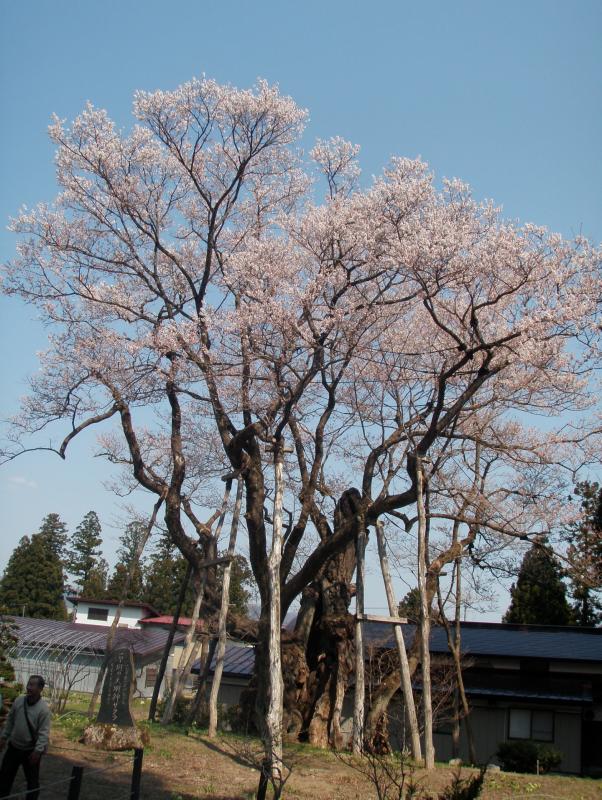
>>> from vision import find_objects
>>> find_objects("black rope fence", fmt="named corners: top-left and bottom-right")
top-left (48, 744), bottom-right (133, 760)
top-left (1, 748), bottom-right (144, 799)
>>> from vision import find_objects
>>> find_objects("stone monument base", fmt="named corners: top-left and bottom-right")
top-left (81, 723), bottom-right (150, 751)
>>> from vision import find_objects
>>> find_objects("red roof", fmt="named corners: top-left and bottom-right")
top-left (139, 615), bottom-right (205, 631)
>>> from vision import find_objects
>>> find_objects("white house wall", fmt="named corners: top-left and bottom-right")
top-left (73, 602), bottom-right (145, 628)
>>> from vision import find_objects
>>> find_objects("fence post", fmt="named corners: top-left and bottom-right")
top-left (67, 765), bottom-right (84, 800)
top-left (130, 748), bottom-right (144, 800)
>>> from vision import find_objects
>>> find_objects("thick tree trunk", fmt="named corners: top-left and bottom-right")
top-left (239, 489), bottom-right (361, 752)
top-left (300, 544), bottom-right (357, 748)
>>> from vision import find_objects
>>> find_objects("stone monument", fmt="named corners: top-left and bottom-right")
top-left (81, 647), bottom-right (149, 750)
top-left (97, 647), bottom-right (135, 727)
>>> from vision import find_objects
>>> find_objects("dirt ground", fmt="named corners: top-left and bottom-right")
top-left (7, 716), bottom-right (602, 799)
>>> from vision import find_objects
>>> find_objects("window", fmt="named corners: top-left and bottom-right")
top-left (145, 667), bottom-right (157, 688)
top-left (509, 709), bottom-right (531, 739)
top-left (87, 607), bottom-right (109, 622)
top-left (509, 709), bottom-right (553, 742)
top-left (531, 711), bottom-right (554, 742)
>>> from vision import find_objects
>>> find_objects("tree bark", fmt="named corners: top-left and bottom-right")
top-left (292, 537), bottom-right (357, 748)
top-left (239, 488), bottom-right (361, 751)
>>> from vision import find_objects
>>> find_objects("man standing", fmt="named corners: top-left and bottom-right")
top-left (0, 676), bottom-right (50, 799)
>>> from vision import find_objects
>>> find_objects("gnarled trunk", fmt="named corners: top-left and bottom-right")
top-left (282, 531), bottom-right (358, 748)
top-left (240, 529), bottom-right (359, 749)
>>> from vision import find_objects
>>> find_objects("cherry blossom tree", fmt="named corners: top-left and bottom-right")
top-left (2, 77), bottom-right (601, 774)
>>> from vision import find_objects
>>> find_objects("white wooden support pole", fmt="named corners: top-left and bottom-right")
top-left (266, 439), bottom-right (285, 781)
top-left (208, 478), bottom-right (243, 737)
top-left (375, 520), bottom-right (422, 761)
top-left (416, 454), bottom-right (435, 769)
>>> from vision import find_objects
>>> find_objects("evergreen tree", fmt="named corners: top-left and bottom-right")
top-left (398, 588), bottom-right (421, 623)
top-left (81, 558), bottom-right (109, 597)
top-left (106, 564), bottom-right (131, 600)
top-left (567, 482), bottom-right (602, 626)
top-left (0, 608), bottom-right (17, 682)
top-left (143, 537), bottom-right (255, 617)
top-left (67, 511), bottom-right (104, 593)
top-left (0, 532), bottom-right (67, 620)
top-left (217, 554), bottom-right (254, 616)
top-left (106, 521), bottom-right (146, 600)
top-left (0, 537), bottom-right (31, 616)
top-left (503, 540), bottom-right (572, 625)
top-left (143, 535), bottom-right (194, 615)
top-left (37, 513), bottom-right (68, 563)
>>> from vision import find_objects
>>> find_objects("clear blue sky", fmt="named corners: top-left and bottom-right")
top-left (1, 0), bottom-right (600, 614)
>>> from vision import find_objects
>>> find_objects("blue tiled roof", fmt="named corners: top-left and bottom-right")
top-left (192, 641), bottom-right (255, 677)
top-left (363, 621), bottom-right (602, 663)
top-left (194, 622), bottom-right (602, 678)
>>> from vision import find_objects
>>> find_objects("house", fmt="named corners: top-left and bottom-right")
top-left (364, 620), bottom-right (602, 776)
top-left (67, 596), bottom-right (160, 629)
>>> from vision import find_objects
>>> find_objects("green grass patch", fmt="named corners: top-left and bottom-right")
top-left (53, 711), bottom-right (89, 741)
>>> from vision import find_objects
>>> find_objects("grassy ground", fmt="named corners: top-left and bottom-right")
top-left (6, 697), bottom-right (601, 799)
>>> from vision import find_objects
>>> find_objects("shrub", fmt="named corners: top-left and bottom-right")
top-left (0, 682), bottom-right (23, 723)
top-left (536, 744), bottom-right (562, 773)
top-left (155, 695), bottom-right (192, 725)
top-left (497, 740), bottom-right (562, 773)
top-left (224, 702), bottom-right (255, 734)
top-left (438, 768), bottom-right (486, 800)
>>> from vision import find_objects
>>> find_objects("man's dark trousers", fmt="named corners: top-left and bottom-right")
top-left (0, 742), bottom-right (40, 799)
